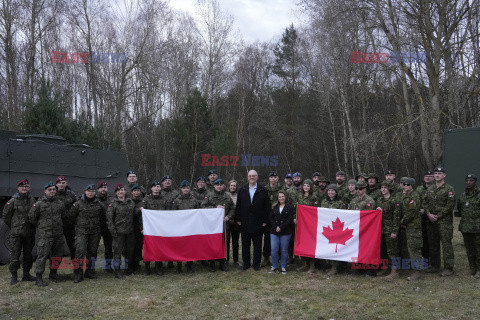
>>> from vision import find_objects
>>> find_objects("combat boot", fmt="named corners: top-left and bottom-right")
top-left (167, 261), bottom-right (174, 268)
top-left (307, 262), bottom-right (316, 274)
top-left (36, 273), bottom-right (47, 287)
top-left (384, 269), bottom-right (399, 280)
top-left (326, 265), bottom-right (338, 277)
top-left (49, 269), bottom-right (60, 281)
top-left (73, 269), bottom-right (84, 283)
top-left (297, 259), bottom-right (310, 272)
top-left (10, 270), bottom-right (18, 285)
top-left (209, 261), bottom-right (216, 272)
top-left (186, 262), bottom-right (194, 273)
top-left (407, 271), bottom-right (421, 281)
top-left (84, 269), bottom-right (96, 279)
top-left (261, 257), bottom-right (271, 267)
top-left (440, 269), bottom-right (453, 277)
top-left (219, 260), bottom-right (228, 272)
top-left (144, 262), bottom-right (151, 275)
top-left (176, 262), bottom-right (182, 273)
top-left (474, 271), bottom-right (480, 279)
top-left (114, 268), bottom-right (124, 279)
top-left (154, 262), bottom-right (164, 276)
top-left (22, 269), bottom-right (36, 281)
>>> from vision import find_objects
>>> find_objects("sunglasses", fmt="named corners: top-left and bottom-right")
top-left (355, 187), bottom-right (366, 190)
top-left (404, 183), bottom-right (411, 186)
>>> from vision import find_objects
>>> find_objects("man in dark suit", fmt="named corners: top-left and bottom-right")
top-left (235, 170), bottom-right (270, 271)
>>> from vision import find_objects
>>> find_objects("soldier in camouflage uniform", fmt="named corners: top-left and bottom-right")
top-left (3, 179), bottom-right (36, 285)
top-left (416, 170), bottom-right (434, 260)
top-left (201, 179), bottom-right (235, 272)
top-left (55, 176), bottom-right (77, 262)
top-left (335, 171), bottom-right (349, 199)
top-left (321, 184), bottom-right (347, 276)
top-left (141, 180), bottom-right (167, 275)
top-left (315, 176), bottom-right (330, 204)
top-left (161, 175), bottom-right (180, 210)
top-left (70, 184), bottom-right (105, 283)
top-left (342, 179), bottom-right (358, 205)
top-left (398, 178), bottom-right (424, 281)
top-left (287, 172), bottom-right (303, 207)
top-left (384, 169), bottom-right (403, 196)
top-left (366, 173), bottom-right (382, 201)
top-left (130, 184), bottom-right (144, 273)
top-left (282, 173), bottom-right (294, 191)
top-left (263, 171), bottom-right (282, 266)
top-left (96, 180), bottom-right (114, 272)
top-left (356, 172), bottom-right (367, 183)
top-left (28, 182), bottom-right (67, 286)
top-left (456, 174), bottom-right (480, 278)
top-left (349, 181), bottom-right (375, 210)
top-left (172, 180), bottom-right (199, 273)
top-left (312, 172), bottom-right (321, 191)
top-left (107, 183), bottom-right (136, 278)
top-left (424, 167), bottom-right (455, 276)
top-left (206, 169), bottom-right (219, 191)
top-left (376, 181), bottom-right (400, 279)
top-left (192, 176), bottom-right (209, 201)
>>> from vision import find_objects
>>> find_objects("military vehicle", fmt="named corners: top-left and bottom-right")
top-left (0, 130), bottom-right (130, 264)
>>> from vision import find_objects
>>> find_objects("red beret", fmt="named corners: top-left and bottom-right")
top-left (17, 179), bottom-right (30, 186)
top-left (97, 181), bottom-right (108, 189)
top-left (56, 176), bottom-right (67, 183)
top-left (114, 183), bottom-right (124, 192)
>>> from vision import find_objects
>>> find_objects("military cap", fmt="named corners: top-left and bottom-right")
top-left (207, 170), bottom-right (218, 176)
top-left (44, 181), bottom-right (55, 189)
top-left (56, 176), bottom-right (67, 183)
top-left (127, 170), bottom-right (136, 177)
top-left (433, 166), bottom-right (446, 173)
top-left (326, 184), bottom-right (338, 191)
top-left (424, 170), bottom-right (434, 176)
top-left (303, 179), bottom-right (313, 188)
top-left (293, 172), bottom-right (302, 178)
top-left (114, 183), bottom-right (124, 192)
top-left (97, 181), bottom-right (107, 189)
top-left (404, 177), bottom-right (416, 186)
top-left (465, 173), bottom-right (478, 181)
top-left (197, 176), bottom-right (206, 182)
top-left (347, 179), bottom-right (357, 185)
top-left (355, 172), bottom-right (367, 180)
top-left (269, 171), bottom-right (278, 177)
top-left (85, 184), bottom-right (96, 191)
top-left (385, 169), bottom-right (395, 175)
top-left (366, 173), bottom-right (379, 180)
top-left (213, 179), bottom-right (224, 185)
top-left (355, 181), bottom-right (367, 189)
top-left (285, 173), bottom-right (293, 179)
top-left (17, 179), bottom-right (29, 187)
top-left (336, 171), bottom-right (346, 176)
top-left (318, 176), bottom-right (330, 183)
top-left (131, 183), bottom-right (142, 191)
top-left (161, 175), bottom-right (173, 182)
top-left (380, 180), bottom-right (394, 193)
top-left (151, 180), bottom-right (161, 187)
top-left (399, 177), bottom-right (408, 183)
top-left (312, 172), bottom-right (321, 177)
top-left (180, 180), bottom-right (190, 188)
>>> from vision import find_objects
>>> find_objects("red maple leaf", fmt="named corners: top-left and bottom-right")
top-left (322, 217), bottom-right (354, 253)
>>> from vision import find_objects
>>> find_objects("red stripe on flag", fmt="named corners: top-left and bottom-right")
top-left (358, 210), bottom-right (382, 264)
top-left (294, 205), bottom-right (319, 258)
top-left (143, 233), bottom-right (225, 262)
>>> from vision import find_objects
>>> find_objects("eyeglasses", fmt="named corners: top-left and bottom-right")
top-left (404, 183), bottom-right (411, 186)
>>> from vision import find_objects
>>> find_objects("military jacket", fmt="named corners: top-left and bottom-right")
top-left (161, 188), bottom-right (180, 210)
top-left (424, 182), bottom-right (455, 223)
top-left (3, 193), bottom-right (35, 236)
top-left (106, 197), bottom-right (135, 236)
top-left (457, 187), bottom-right (480, 233)
top-left (320, 197), bottom-right (346, 209)
top-left (192, 188), bottom-right (209, 201)
top-left (342, 192), bottom-right (356, 205)
top-left (201, 190), bottom-right (235, 220)
top-left (376, 196), bottom-right (400, 235)
top-left (349, 194), bottom-right (375, 210)
top-left (337, 184), bottom-right (349, 200)
top-left (56, 189), bottom-right (77, 224)
top-left (266, 183), bottom-right (283, 206)
top-left (398, 191), bottom-right (422, 228)
top-left (142, 194), bottom-right (167, 210)
top-left (173, 193), bottom-right (199, 210)
top-left (28, 196), bottom-right (66, 238)
top-left (70, 196), bottom-right (104, 235)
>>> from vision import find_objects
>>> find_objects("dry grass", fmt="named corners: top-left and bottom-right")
top-left (1, 217), bottom-right (479, 319)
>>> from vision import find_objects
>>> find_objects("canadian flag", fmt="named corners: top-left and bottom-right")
top-left (142, 208), bottom-right (226, 262)
top-left (294, 205), bottom-right (382, 264)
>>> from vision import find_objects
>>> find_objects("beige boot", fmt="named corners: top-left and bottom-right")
top-left (297, 259), bottom-right (310, 272)
top-left (326, 264), bottom-right (338, 277)
top-left (407, 271), bottom-right (421, 281)
top-left (307, 261), bottom-right (316, 274)
top-left (384, 268), bottom-right (399, 280)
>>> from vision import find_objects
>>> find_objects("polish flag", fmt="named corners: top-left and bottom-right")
top-left (294, 205), bottom-right (382, 264)
top-left (142, 208), bottom-right (225, 262)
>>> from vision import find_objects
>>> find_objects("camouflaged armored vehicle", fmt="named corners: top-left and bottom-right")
top-left (0, 130), bottom-right (129, 264)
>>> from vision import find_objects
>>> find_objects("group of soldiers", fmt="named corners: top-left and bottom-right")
top-left (3, 166), bottom-right (479, 287)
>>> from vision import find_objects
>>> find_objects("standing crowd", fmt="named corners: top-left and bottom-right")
top-left (3, 167), bottom-right (480, 286)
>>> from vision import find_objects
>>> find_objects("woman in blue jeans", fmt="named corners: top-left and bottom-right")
top-left (269, 191), bottom-right (295, 274)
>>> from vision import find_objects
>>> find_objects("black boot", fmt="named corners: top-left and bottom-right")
top-left (186, 262), bottom-right (194, 273)
top-left (10, 270), bottom-right (18, 285)
top-left (209, 261), bottom-right (216, 272)
top-left (84, 269), bottom-right (96, 279)
top-left (114, 268), bottom-right (124, 279)
top-left (36, 273), bottom-right (47, 287)
top-left (176, 262), bottom-right (182, 273)
top-left (49, 269), bottom-right (60, 281)
top-left (73, 270), bottom-right (84, 283)
top-left (22, 269), bottom-right (36, 281)
top-left (219, 260), bottom-right (228, 272)
top-left (144, 262), bottom-right (151, 275)
top-left (167, 261), bottom-right (174, 268)
top-left (154, 262), bottom-right (164, 276)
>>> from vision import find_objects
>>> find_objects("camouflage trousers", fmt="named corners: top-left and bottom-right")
top-left (381, 233), bottom-right (399, 261)
top-left (112, 233), bottom-right (135, 270)
top-left (9, 234), bottom-right (35, 273)
top-left (405, 227), bottom-right (423, 261)
top-left (35, 236), bottom-right (64, 274)
top-left (461, 233), bottom-right (480, 273)
top-left (427, 221), bottom-right (454, 270)
top-left (75, 232), bottom-right (101, 271)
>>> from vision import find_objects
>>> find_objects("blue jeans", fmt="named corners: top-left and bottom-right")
top-left (270, 234), bottom-right (291, 269)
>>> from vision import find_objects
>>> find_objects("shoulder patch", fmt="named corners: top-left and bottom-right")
top-left (33, 204), bottom-right (36, 207)
top-left (410, 200), bottom-right (415, 204)
top-left (367, 203), bottom-right (371, 207)
top-left (73, 203), bottom-right (76, 206)
top-left (6, 202), bottom-right (11, 205)
top-left (109, 204), bottom-right (112, 207)
top-left (396, 203), bottom-right (400, 206)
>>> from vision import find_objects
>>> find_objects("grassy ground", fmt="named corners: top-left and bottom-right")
top-left (1, 217), bottom-right (479, 320)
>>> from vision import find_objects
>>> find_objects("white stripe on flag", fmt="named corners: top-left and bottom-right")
top-left (315, 208), bottom-right (360, 262)
top-left (142, 208), bottom-right (224, 237)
